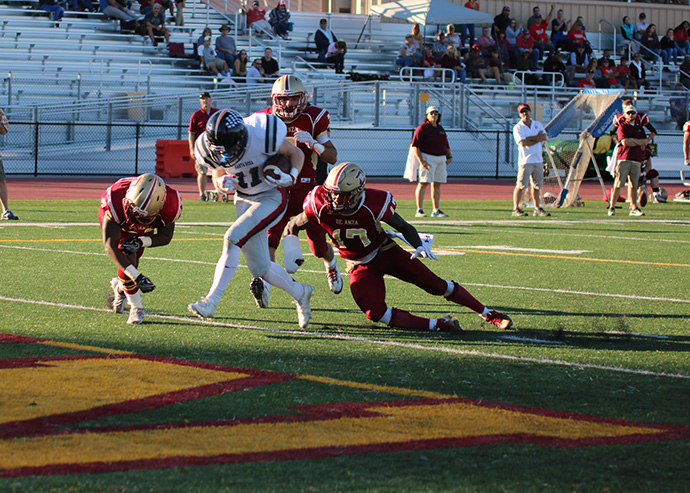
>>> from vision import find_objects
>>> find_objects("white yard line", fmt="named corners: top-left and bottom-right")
top-left (1, 294), bottom-right (687, 380)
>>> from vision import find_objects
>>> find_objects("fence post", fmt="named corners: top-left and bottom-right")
top-left (374, 81), bottom-right (380, 127)
top-left (495, 130), bottom-right (500, 179)
top-left (7, 71), bottom-right (11, 106)
top-left (177, 96), bottom-right (183, 140)
top-left (106, 102), bottom-right (113, 152)
top-left (135, 122), bottom-right (140, 175)
top-left (33, 112), bottom-right (39, 177)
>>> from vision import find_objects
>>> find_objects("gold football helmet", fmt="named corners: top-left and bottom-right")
top-left (124, 173), bottom-right (167, 224)
top-left (323, 162), bottom-right (366, 213)
top-left (272, 75), bottom-right (308, 120)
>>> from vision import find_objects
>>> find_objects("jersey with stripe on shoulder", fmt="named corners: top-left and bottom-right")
top-left (194, 112), bottom-right (288, 195)
top-left (99, 177), bottom-right (182, 236)
top-left (303, 186), bottom-right (397, 264)
top-left (613, 112), bottom-right (650, 128)
top-left (258, 105), bottom-right (331, 188)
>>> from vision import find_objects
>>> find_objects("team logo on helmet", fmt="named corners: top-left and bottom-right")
top-left (323, 162), bottom-right (366, 213)
top-left (124, 174), bottom-right (166, 225)
top-left (206, 109), bottom-right (248, 167)
top-left (272, 75), bottom-right (308, 120)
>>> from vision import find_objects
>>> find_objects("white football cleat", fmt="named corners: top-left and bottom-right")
top-left (294, 283), bottom-right (314, 328)
top-left (188, 297), bottom-right (217, 319)
top-left (110, 277), bottom-right (126, 314)
top-left (250, 277), bottom-right (270, 308)
top-left (326, 265), bottom-right (343, 294)
top-left (127, 306), bottom-right (145, 325)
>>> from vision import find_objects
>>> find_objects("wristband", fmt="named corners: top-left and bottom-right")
top-left (139, 236), bottom-right (153, 248)
top-left (446, 152), bottom-right (452, 159)
top-left (124, 265), bottom-right (140, 281)
top-left (312, 143), bottom-right (325, 155)
top-left (289, 167), bottom-right (299, 182)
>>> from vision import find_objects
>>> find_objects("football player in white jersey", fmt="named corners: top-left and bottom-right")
top-left (188, 109), bottom-right (314, 328)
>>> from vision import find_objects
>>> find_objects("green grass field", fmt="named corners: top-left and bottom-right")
top-left (1, 197), bottom-right (689, 492)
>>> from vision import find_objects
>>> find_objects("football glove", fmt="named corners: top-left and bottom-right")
top-left (135, 273), bottom-right (156, 293)
top-left (265, 169), bottom-right (296, 188)
top-left (294, 130), bottom-right (316, 146)
top-left (410, 245), bottom-right (438, 261)
top-left (120, 237), bottom-right (143, 255)
top-left (214, 174), bottom-right (237, 193)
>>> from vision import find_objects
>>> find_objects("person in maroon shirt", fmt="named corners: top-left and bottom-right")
top-left (411, 106), bottom-right (452, 218)
top-left (188, 92), bottom-right (219, 201)
top-left (285, 162), bottom-right (513, 333)
top-left (608, 106), bottom-right (651, 216)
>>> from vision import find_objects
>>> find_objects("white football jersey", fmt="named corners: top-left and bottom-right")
top-left (195, 112), bottom-right (287, 195)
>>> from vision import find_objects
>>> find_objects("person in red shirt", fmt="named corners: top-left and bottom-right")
top-left (598, 58), bottom-right (620, 87)
top-left (608, 106), bottom-right (651, 216)
top-left (286, 162), bottom-right (513, 333)
top-left (516, 29), bottom-right (539, 67)
top-left (565, 20), bottom-right (592, 54)
top-left (246, 0), bottom-right (271, 35)
top-left (100, 174), bottom-right (183, 324)
top-left (577, 69), bottom-right (596, 88)
top-left (461, 0), bottom-right (479, 47)
top-left (528, 6), bottom-right (554, 61)
top-left (188, 92), bottom-right (219, 201)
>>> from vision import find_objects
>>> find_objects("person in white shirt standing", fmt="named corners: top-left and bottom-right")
top-left (512, 103), bottom-right (550, 217)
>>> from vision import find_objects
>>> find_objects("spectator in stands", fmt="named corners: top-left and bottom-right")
top-left (566, 44), bottom-right (588, 84)
top-left (598, 49), bottom-right (616, 68)
top-left (599, 58), bottom-right (620, 88)
top-left (68, 0), bottom-right (94, 12)
top-left (323, 41), bottom-right (347, 74)
top-left (669, 82), bottom-right (687, 130)
top-left (565, 20), bottom-right (592, 54)
top-left (174, 0), bottom-right (184, 26)
top-left (420, 45), bottom-right (440, 81)
top-left (440, 45), bottom-right (466, 83)
top-left (246, 58), bottom-right (265, 84)
top-left (617, 57), bottom-right (635, 90)
top-left (200, 36), bottom-right (230, 76)
top-left (465, 44), bottom-right (501, 84)
top-left (516, 29), bottom-right (539, 67)
top-left (269, 0), bottom-right (291, 40)
top-left (488, 48), bottom-right (506, 80)
top-left (410, 23), bottom-right (424, 52)
top-left (496, 30), bottom-right (517, 69)
top-left (196, 27), bottom-right (211, 48)
top-left (188, 92), bottom-right (219, 201)
top-left (261, 47), bottom-right (279, 78)
top-left (247, 0), bottom-right (271, 36)
top-left (0, 109), bottom-right (17, 221)
top-left (680, 55), bottom-right (690, 88)
top-left (635, 12), bottom-right (648, 42)
top-left (139, 0), bottom-right (156, 15)
top-left (100, 0), bottom-right (138, 22)
top-left (461, 0), bottom-right (479, 48)
top-left (529, 7), bottom-right (554, 60)
top-left (475, 26), bottom-right (496, 55)
top-left (144, 4), bottom-right (170, 47)
top-left (493, 6), bottom-right (511, 36)
top-left (542, 50), bottom-right (568, 86)
top-left (630, 52), bottom-right (649, 88)
top-left (577, 69), bottom-right (596, 88)
top-left (620, 16), bottom-right (634, 55)
top-left (505, 18), bottom-right (522, 47)
top-left (445, 24), bottom-right (461, 50)
top-left (39, 0), bottom-right (64, 26)
top-left (516, 48), bottom-right (539, 85)
top-left (233, 49), bottom-right (249, 80)
top-left (216, 24), bottom-right (237, 67)
top-left (526, 6), bottom-right (541, 28)
top-left (586, 59), bottom-right (610, 88)
top-left (314, 18), bottom-right (336, 56)
top-left (675, 21), bottom-right (690, 56)
top-left (432, 31), bottom-right (447, 63)
top-left (550, 9), bottom-right (569, 50)
top-left (397, 34), bottom-right (420, 68)
top-left (640, 24), bottom-right (661, 62)
top-left (661, 29), bottom-right (679, 67)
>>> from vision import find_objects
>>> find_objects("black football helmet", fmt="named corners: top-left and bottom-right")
top-left (206, 109), bottom-right (248, 166)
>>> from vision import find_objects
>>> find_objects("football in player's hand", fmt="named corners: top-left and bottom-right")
top-left (262, 154), bottom-right (291, 180)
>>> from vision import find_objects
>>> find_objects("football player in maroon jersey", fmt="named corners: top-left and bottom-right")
top-left (99, 173), bottom-right (182, 324)
top-left (285, 162), bottom-right (513, 333)
top-left (249, 74), bottom-right (342, 309)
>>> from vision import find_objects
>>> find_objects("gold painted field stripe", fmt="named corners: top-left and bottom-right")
top-left (38, 340), bottom-right (134, 355)
top-left (298, 375), bottom-right (451, 399)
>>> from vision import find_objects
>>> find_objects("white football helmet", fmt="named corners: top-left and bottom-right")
top-left (272, 75), bottom-right (308, 120)
top-left (124, 173), bottom-right (166, 224)
top-left (323, 162), bottom-right (366, 213)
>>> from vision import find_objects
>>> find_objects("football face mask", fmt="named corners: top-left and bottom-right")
top-left (272, 75), bottom-right (308, 120)
top-left (206, 110), bottom-right (248, 167)
top-left (324, 162), bottom-right (366, 213)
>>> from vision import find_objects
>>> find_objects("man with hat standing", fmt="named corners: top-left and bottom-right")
top-left (411, 106), bottom-right (453, 218)
top-left (512, 103), bottom-right (550, 217)
top-left (494, 6), bottom-right (512, 36)
top-left (188, 92), bottom-right (219, 201)
top-left (216, 24), bottom-right (237, 68)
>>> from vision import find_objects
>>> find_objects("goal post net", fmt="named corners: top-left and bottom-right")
top-left (540, 89), bottom-right (624, 208)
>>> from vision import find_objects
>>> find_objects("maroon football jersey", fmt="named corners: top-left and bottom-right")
top-left (303, 187), bottom-right (397, 263)
top-left (99, 177), bottom-right (182, 236)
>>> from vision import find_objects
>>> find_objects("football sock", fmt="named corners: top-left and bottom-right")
top-left (389, 308), bottom-right (430, 331)
top-left (324, 257), bottom-right (337, 270)
top-left (263, 261), bottom-right (303, 300)
top-left (125, 290), bottom-right (143, 309)
top-left (446, 281), bottom-right (485, 314)
top-left (206, 243), bottom-right (240, 306)
top-left (378, 307), bottom-right (392, 325)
